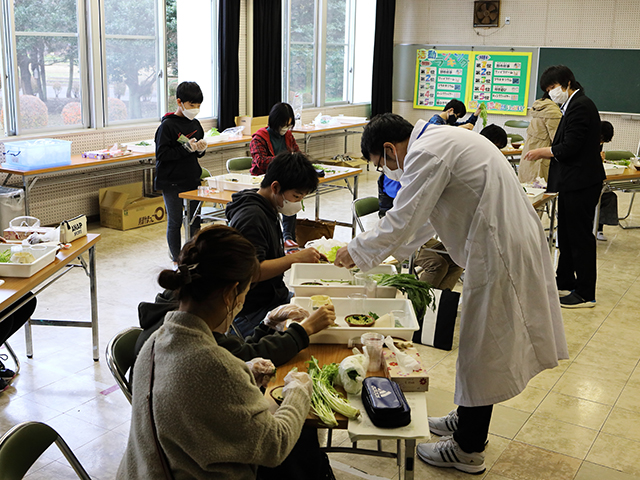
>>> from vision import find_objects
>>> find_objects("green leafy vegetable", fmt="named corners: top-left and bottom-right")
top-left (135, 141), bottom-right (150, 146)
top-left (368, 311), bottom-right (380, 320)
top-left (326, 246), bottom-right (341, 263)
top-left (320, 279), bottom-right (352, 284)
top-left (0, 250), bottom-right (11, 263)
top-left (375, 273), bottom-right (435, 320)
top-left (206, 127), bottom-right (220, 137)
top-left (478, 103), bottom-right (488, 128)
top-left (307, 356), bottom-right (360, 426)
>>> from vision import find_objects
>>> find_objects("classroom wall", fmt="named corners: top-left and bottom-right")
top-left (393, 0), bottom-right (640, 155)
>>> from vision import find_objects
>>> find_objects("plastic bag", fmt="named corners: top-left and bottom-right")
top-left (384, 336), bottom-right (420, 373)
top-left (221, 126), bottom-right (245, 138)
top-left (336, 348), bottom-right (369, 395)
top-left (304, 236), bottom-right (347, 263)
top-left (313, 113), bottom-right (340, 128)
top-left (291, 92), bottom-right (303, 128)
top-left (245, 357), bottom-right (276, 388)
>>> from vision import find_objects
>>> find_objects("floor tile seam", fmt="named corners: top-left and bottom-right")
top-left (511, 434), bottom-right (597, 462)
top-left (528, 390), bottom-right (613, 433)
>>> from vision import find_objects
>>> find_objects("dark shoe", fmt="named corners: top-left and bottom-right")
top-left (0, 355), bottom-right (15, 379)
top-left (560, 292), bottom-right (596, 309)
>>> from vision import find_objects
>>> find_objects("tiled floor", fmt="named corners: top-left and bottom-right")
top-left (2, 167), bottom-right (640, 479)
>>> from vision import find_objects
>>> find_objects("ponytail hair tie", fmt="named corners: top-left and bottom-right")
top-left (177, 263), bottom-right (200, 285)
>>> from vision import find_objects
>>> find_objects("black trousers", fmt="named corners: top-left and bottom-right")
top-left (556, 183), bottom-right (602, 301)
top-left (453, 405), bottom-right (493, 453)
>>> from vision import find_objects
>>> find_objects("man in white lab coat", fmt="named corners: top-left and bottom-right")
top-left (335, 113), bottom-right (567, 475)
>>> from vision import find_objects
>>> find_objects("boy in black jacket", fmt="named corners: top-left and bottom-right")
top-left (226, 152), bottom-right (327, 337)
top-left (155, 81), bottom-right (207, 262)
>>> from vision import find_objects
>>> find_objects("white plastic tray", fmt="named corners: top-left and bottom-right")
top-left (289, 263), bottom-right (397, 298)
top-left (125, 141), bottom-right (155, 154)
top-left (0, 245), bottom-right (58, 278)
top-left (291, 297), bottom-right (418, 344)
top-left (604, 163), bottom-right (626, 176)
top-left (524, 186), bottom-right (545, 204)
top-left (205, 133), bottom-right (231, 145)
top-left (206, 173), bottom-right (263, 191)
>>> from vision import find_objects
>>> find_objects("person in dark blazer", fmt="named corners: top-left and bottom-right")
top-left (524, 65), bottom-right (604, 308)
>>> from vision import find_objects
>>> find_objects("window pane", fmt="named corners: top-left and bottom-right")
top-left (326, 0), bottom-right (347, 44)
top-left (325, 45), bottom-right (347, 103)
top-left (290, 0), bottom-right (316, 43)
top-left (353, 0), bottom-right (375, 104)
top-left (290, 44), bottom-right (314, 105)
top-left (13, 0), bottom-right (82, 131)
top-left (14, 0), bottom-right (77, 33)
top-left (173, 0), bottom-right (216, 118)
top-left (104, 0), bottom-right (159, 123)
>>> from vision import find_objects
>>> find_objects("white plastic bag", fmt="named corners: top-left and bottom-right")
top-left (313, 113), bottom-right (340, 127)
top-left (384, 336), bottom-right (420, 373)
top-left (336, 348), bottom-right (369, 395)
top-left (304, 236), bottom-right (347, 262)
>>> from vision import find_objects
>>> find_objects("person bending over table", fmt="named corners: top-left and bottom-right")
top-left (597, 120), bottom-right (617, 241)
top-left (226, 152), bottom-right (326, 338)
top-left (524, 65), bottom-right (604, 309)
top-left (117, 225), bottom-right (313, 480)
top-left (334, 113), bottom-right (567, 475)
top-left (427, 99), bottom-right (482, 131)
top-left (250, 102), bottom-right (301, 251)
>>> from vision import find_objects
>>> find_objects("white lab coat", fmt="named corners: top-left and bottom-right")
top-left (350, 122), bottom-right (568, 407)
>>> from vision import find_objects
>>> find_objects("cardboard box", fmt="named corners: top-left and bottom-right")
top-left (99, 182), bottom-right (166, 231)
top-left (235, 115), bottom-right (268, 135)
top-left (382, 347), bottom-right (429, 392)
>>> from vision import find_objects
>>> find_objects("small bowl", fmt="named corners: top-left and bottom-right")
top-left (345, 314), bottom-right (375, 327)
top-left (270, 385), bottom-right (284, 405)
top-left (511, 143), bottom-right (522, 149)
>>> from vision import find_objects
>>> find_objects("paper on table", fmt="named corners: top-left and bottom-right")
top-left (347, 392), bottom-right (430, 441)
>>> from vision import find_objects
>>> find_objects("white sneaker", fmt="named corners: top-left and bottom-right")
top-left (417, 436), bottom-right (486, 474)
top-left (429, 410), bottom-right (459, 436)
top-left (596, 232), bottom-right (607, 241)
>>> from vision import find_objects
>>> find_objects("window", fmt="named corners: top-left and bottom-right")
top-left (284, 0), bottom-right (374, 107)
top-left (0, 0), bottom-right (218, 137)
top-left (11, 0), bottom-right (84, 132)
top-left (104, 0), bottom-right (160, 123)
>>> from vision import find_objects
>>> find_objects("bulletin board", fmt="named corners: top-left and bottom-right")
top-left (467, 52), bottom-right (532, 116)
top-left (413, 49), bottom-right (473, 109)
top-left (400, 45), bottom-right (537, 116)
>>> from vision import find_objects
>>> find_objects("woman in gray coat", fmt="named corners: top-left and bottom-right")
top-left (117, 225), bottom-right (312, 480)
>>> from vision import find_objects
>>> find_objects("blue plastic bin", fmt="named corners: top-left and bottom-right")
top-left (3, 139), bottom-right (72, 170)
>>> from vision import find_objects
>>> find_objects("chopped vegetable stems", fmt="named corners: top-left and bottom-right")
top-left (306, 356), bottom-right (360, 426)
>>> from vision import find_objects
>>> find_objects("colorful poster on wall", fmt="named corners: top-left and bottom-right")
top-left (467, 52), bottom-right (532, 116)
top-left (413, 49), bottom-right (473, 110)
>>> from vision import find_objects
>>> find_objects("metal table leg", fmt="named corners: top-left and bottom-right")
top-left (548, 195), bottom-right (557, 251)
top-left (404, 439), bottom-right (416, 480)
top-left (183, 198), bottom-right (191, 247)
top-left (352, 174), bottom-right (359, 238)
top-left (89, 245), bottom-right (99, 361)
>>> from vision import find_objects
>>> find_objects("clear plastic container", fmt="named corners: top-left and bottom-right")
top-left (4, 139), bottom-right (72, 170)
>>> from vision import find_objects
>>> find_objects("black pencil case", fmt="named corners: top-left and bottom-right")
top-left (361, 376), bottom-right (411, 428)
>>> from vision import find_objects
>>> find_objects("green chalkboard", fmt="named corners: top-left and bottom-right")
top-left (538, 48), bottom-right (640, 114)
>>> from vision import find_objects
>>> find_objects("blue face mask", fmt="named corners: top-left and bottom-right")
top-left (382, 149), bottom-right (403, 182)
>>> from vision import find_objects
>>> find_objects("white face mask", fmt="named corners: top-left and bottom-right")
top-left (277, 196), bottom-right (303, 216)
top-left (549, 86), bottom-right (569, 105)
top-left (279, 127), bottom-right (290, 136)
top-left (382, 149), bottom-right (403, 182)
top-left (183, 107), bottom-right (200, 120)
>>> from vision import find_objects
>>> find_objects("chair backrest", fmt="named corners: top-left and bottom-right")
top-left (226, 157), bottom-right (252, 173)
top-left (0, 421), bottom-right (91, 479)
top-left (352, 197), bottom-right (380, 232)
top-left (507, 133), bottom-right (524, 144)
top-left (106, 327), bottom-right (143, 404)
top-left (604, 150), bottom-right (635, 161)
top-left (504, 120), bottom-right (530, 129)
